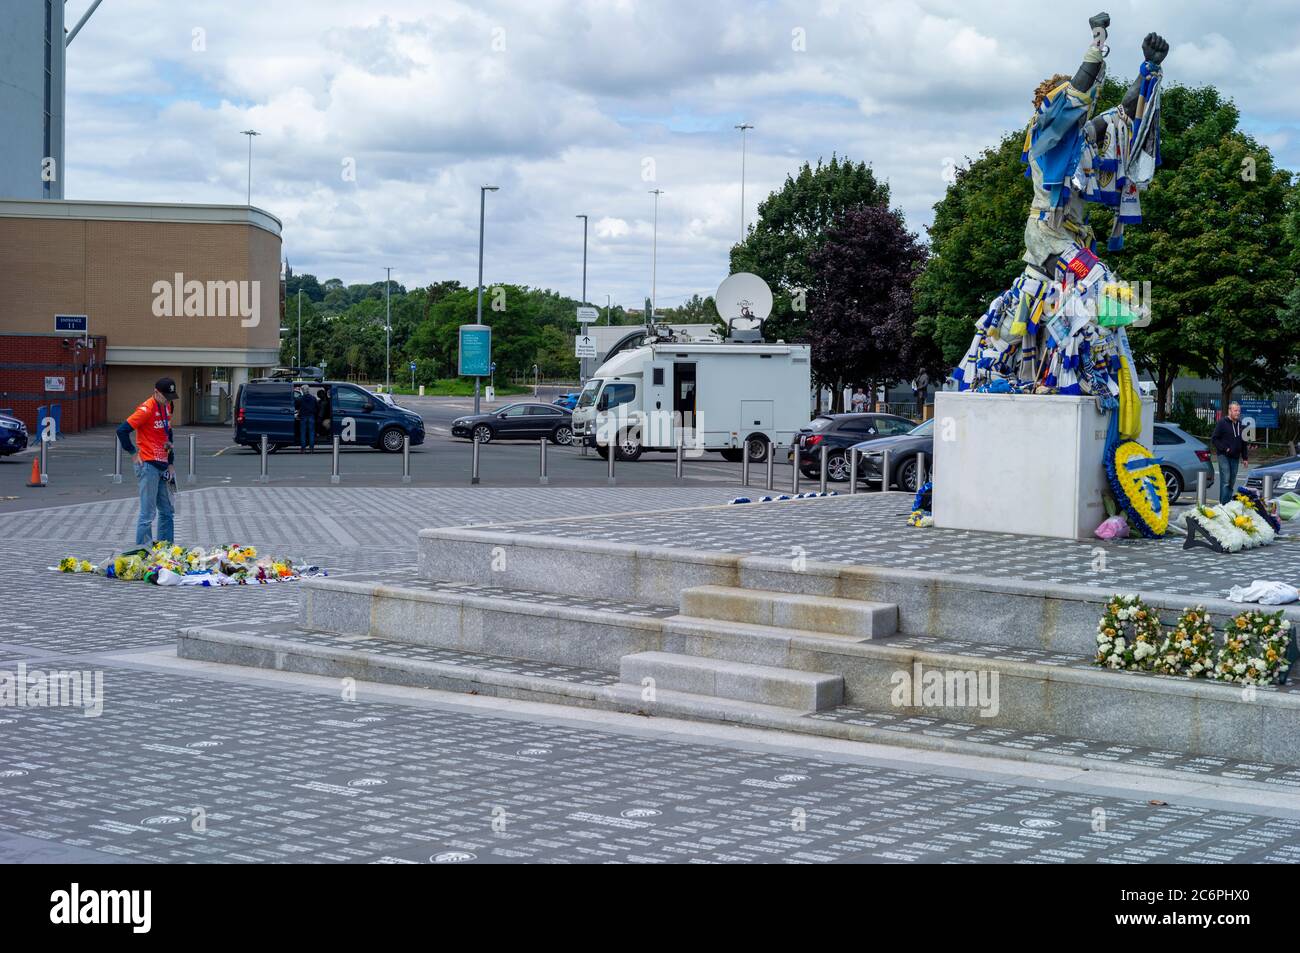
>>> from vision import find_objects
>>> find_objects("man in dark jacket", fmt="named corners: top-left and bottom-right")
top-left (295, 386), bottom-right (319, 453)
top-left (1211, 401), bottom-right (1249, 504)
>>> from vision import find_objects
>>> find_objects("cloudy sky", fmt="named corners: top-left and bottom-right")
top-left (65, 0), bottom-right (1300, 309)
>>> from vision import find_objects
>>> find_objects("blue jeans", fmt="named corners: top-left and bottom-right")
top-left (1217, 454), bottom-right (1240, 504)
top-left (298, 416), bottom-right (315, 450)
top-left (135, 462), bottom-right (175, 546)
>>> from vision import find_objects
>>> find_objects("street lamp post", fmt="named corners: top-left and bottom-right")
top-left (649, 189), bottom-right (663, 321)
top-left (240, 129), bottom-right (260, 206)
top-left (575, 214), bottom-right (588, 304)
top-left (384, 266), bottom-right (392, 392)
top-left (475, 185), bottom-right (499, 415)
top-left (296, 289), bottom-right (302, 369)
top-left (735, 122), bottom-right (754, 241)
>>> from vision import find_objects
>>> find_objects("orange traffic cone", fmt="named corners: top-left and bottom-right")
top-left (26, 455), bottom-right (43, 488)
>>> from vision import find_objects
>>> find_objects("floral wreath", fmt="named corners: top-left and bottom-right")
top-left (1095, 594), bottom-right (1162, 671)
top-left (1154, 606), bottom-right (1214, 678)
top-left (1212, 609), bottom-right (1293, 686)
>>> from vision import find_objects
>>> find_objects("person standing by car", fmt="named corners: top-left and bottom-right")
top-left (295, 385), bottom-right (319, 453)
top-left (1211, 401), bottom-right (1249, 504)
top-left (851, 388), bottom-right (867, 413)
top-left (116, 377), bottom-right (177, 546)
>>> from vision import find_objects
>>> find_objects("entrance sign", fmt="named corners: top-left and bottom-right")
top-left (575, 333), bottom-right (597, 358)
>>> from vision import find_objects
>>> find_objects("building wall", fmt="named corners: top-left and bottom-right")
top-left (0, 333), bottom-right (106, 433)
top-left (107, 364), bottom-right (196, 424)
top-left (0, 215), bottom-right (281, 351)
top-left (0, 1), bottom-right (65, 200)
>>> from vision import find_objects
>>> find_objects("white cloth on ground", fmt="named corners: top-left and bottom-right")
top-left (1225, 580), bottom-right (1300, 605)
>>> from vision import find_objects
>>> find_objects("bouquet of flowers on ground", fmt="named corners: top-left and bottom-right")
top-left (1095, 594), bottom-right (1162, 671)
top-left (1153, 606), bottom-right (1215, 677)
top-left (53, 542), bottom-right (321, 587)
top-left (1212, 609), bottom-right (1293, 686)
top-left (1235, 487), bottom-right (1282, 534)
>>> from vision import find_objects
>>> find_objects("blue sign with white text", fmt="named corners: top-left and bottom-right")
top-left (1239, 399), bottom-right (1279, 428)
top-left (55, 314), bottom-right (88, 333)
top-left (458, 325), bottom-right (492, 377)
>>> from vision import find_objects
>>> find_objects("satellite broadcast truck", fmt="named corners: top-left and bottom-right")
top-left (570, 273), bottom-right (812, 462)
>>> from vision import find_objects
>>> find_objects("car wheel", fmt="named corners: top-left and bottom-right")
top-left (380, 427), bottom-right (405, 453)
top-left (1162, 466), bottom-right (1183, 503)
top-left (472, 425), bottom-right (493, 444)
top-left (551, 425), bottom-right (574, 446)
top-left (826, 451), bottom-right (851, 482)
top-left (268, 442), bottom-right (288, 454)
top-left (720, 448), bottom-right (744, 462)
top-left (616, 428), bottom-right (642, 462)
top-left (745, 436), bottom-right (769, 463)
top-left (897, 458), bottom-right (919, 493)
top-left (595, 444), bottom-right (609, 460)
top-left (800, 466), bottom-right (819, 480)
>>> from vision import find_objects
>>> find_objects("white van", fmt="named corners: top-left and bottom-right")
top-left (571, 338), bottom-right (812, 461)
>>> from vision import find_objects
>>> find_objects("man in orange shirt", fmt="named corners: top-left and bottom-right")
top-left (116, 378), bottom-right (178, 546)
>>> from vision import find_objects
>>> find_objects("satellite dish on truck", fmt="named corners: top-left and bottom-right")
top-left (715, 272), bottom-right (772, 343)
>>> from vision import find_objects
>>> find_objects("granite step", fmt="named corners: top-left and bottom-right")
top-left (679, 584), bottom-right (897, 639)
top-left (299, 570), bottom-right (677, 674)
top-left (619, 651), bottom-right (843, 712)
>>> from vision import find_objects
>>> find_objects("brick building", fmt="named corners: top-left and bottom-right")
top-left (0, 332), bottom-right (106, 434)
top-left (0, 199), bottom-right (283, 432)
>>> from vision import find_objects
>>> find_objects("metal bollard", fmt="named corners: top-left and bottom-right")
top-left (606, 442), bottom-right (616, 486)
top-left (819, 443), bottom-right (828, 494)
top-left (765, 442), bottom-right (775, 490)
top-left (675, 433), bottom-right (684, 482)
top-left (1196, 471), bottom-right (1207, 507)
top-left (111, 438), bottom-right (123, 484)
top-left (1264, 474), bottom-right (1274, 504)
top-left (471, 435), bottom-right (480, 485)
top-left (187, 433), bottom-right (197, 484)
top-left (539, 437), bottom-right (549, 485)
top-left (880, 450), bottom-right (891, 492)
top-left (258, 434), bottom-right (269, 483)
top-left (916, 452), bottom-right (928, 489)
top-left (40, 438), bottom-right (49, 485)
top-left (849, 449), bottom-right (860, 495)
top-left (331, 435), bottom-right (341, 485)
top-left (792, 451), bottom-right (801, 494)
top-left (741, 439), bottom-right (751, 487)
top-left (402, 435), bottom-right (411, 484)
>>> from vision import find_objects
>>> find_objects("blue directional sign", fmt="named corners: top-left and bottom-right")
top-left (55, 314), bottom-right (88, 333)
top-left (1239, 399), bottom-right (1279, 428)
top-left (458, 324), bottom-right (492, 377)
top-left (409, 361), bottom-right (417, 372)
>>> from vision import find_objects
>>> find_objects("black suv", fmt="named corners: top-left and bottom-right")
top-left (790, 413), bottom-right (916, 481)
top-left (234, 380), bottom-right (425, 452)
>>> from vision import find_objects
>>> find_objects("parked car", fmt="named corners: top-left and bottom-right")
top-left (1152, 422), bottom-right (1214, 502)
top-left (552, 393), bottom-right (580, 411)
top-left (234, 380), bottom-right (425, 453)
top-left (451, 402), bottom-right (575, 445)
top-left (850, 418), bottom-right (935, 492)
top-left (789, 413), bottom-right (917, 481)
top-left (0, 411), bottom-right (28, 456)
top-left (1246, 455), bottom-right (1300, 495)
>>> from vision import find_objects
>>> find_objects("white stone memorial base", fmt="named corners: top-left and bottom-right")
top-left (932, 392), bottom-right (1154, 541)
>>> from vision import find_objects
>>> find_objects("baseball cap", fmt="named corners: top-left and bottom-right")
top-left (155, 377), bottom-right (178, 400)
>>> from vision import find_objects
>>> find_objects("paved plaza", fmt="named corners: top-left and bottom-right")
top-left (2, 486), bottom-right (1300, 863)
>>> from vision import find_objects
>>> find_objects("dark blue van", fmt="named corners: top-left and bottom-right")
top-left (234, 380), bottom-right (425, 452)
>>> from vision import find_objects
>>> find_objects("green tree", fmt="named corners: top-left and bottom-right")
top-left (730, 155), bottom-right (890, 343)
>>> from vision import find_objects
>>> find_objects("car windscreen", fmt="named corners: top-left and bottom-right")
top-left (910, 418), bottom-right (935, 436)
top-left (577, 380), bottom-right (601, 409)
